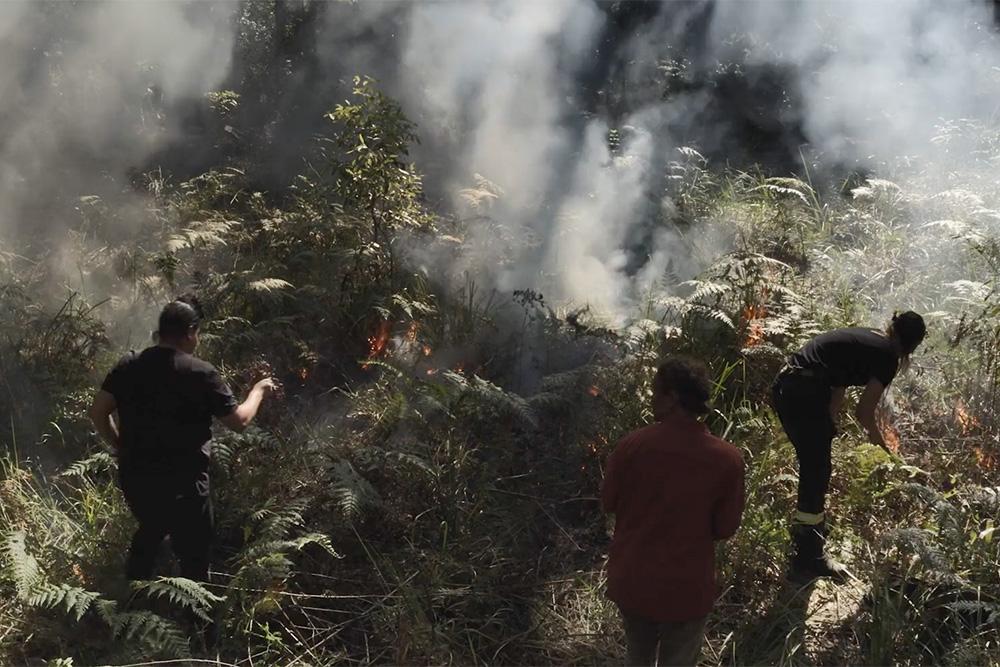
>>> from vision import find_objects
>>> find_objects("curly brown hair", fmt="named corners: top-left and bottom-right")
top-left (653, 357), bottom-right (712, 415)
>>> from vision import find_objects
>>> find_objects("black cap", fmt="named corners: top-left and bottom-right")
top-left (893, 311), bottom-right (926, 355)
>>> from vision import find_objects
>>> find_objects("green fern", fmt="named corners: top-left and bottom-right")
top-left (251, 499), bottom-right (310, 543)
top-left (27, 583), bottom-right (101, 621)
top-left (132, 577), bottom-right (225, 622)
top-left (443, 371), bottom-right (539, 430)
top-left (247, 277), bottom-right (294, 293)
top-left (328, 460), bottom-right (383, 522)
top-left (4, 531), bottom-right (42, 598)
top-left (165, 219), bottom-right (238, 252)
top-left (59, 452), bottom-right (117, 480)
top-left (884, 527), bottom-right (962, 585)
top-left (96, 601), bottom-right (190, 657)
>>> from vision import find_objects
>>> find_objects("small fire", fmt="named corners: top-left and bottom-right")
top-left (587, 385), bottom-right (600, 397)
top-left (453, 362), bottom-right (465, 373)
top-left (974, 446), bottom-right (998, 471)
top-left (405, 321), bottom-right (419, 343)
top-left (883, 428), bottom-right (901, 453)
top-left (954, 400), bottom-right (980, 435)
top-left (298, 367), bottom-right (309, 382)
top-left (422, 344), bottom-right (432, 357)
top-left (876, 410), bottom-right (901, 453)
top-left (426, 368), bottom-right (439, 376)
top-left (362, 320), bottom-right (392, 369)
top-left (741, 303), bottom-right (768, 348)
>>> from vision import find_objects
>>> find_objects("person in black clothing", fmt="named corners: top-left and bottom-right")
top-left (772, 311), bottom-right (927, 583)
top-left (88, 295), bottom-right (276, 582)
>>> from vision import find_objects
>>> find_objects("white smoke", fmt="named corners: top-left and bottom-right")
top-left (711, 0), bottom-right (1000, 167)
top-left (5, 0), bottom-right (1000, 325)
top-left (389, 0), bottom-right (1000, 320)
top-left (399, 1), bottom-right (683, 320)
top-left (0, 1), bottom-right (237, 239)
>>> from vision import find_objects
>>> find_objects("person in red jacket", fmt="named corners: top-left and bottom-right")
top-left (602, 357), bottom-right (745, 667)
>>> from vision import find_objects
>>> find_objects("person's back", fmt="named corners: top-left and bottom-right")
top-left (603, 418), bottom-right (743, 622)
top-left (788, 327), bottom-right (899, 388)
top-left (109, 345), bottom-right (236, 477)
top-left (602, 358), bottom-right (744, 666)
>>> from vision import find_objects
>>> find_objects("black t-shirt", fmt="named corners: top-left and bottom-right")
top-left (101, 346), bottom-right (237, 478)
top-left (788, 327), bottom-right (900, 388)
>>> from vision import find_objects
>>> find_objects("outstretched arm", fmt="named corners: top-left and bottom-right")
top-left (88, 390), bottom-right (120, 453)
top-left (855, 379), bottom-right (890, 452)
top-left (219, 378), bottom-right (276, 432)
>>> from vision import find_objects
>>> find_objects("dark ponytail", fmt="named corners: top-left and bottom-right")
top-left (889, 310), bottom-right (926, 356)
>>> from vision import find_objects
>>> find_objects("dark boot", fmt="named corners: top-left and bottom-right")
top-left (788, 521), bottom-right (849, 584)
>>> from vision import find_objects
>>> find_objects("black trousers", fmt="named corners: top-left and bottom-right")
top-left (772, 374), bottom-right (836, 515)
top-left (119, 470), bottom-right (213, 582)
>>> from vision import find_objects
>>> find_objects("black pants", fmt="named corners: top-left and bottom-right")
top-left (772, 374), bottom-right (836, 515)
top-left (119, 470), bottom-right (213, 581)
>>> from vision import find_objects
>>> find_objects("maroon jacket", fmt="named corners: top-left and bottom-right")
top-left (601, 415), bottom-right (744, 622)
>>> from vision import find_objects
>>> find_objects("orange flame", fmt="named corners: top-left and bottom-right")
top-left (883, 427), bottom-right (901, 453)
top-left (741, 303), bottom-right (768, 348)
top-left (876, 410), bottom-right (901, 453)
top-left (587, 385), bottom-right (600, 397)
top-left (298, 367), bottom-right (309, 382)
top-left (405, 321), bottom-right (419, 343)
top-left (954, 400), bottom-right (980, 435)
top-left (422, 344), bottom-right (432, 357)
top-left (362, 320), bottom-right (392, 369)
top-left (974, 446), bottom-right (998, 471)
top-left (426, 368), bottom-right (439, 376)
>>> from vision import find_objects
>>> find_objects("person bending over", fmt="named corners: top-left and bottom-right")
top-left (602, 358), bottom-right (745, 667)
top-left (772, 311), bottom-right (926, 583)
top-left (89, 295), bottom-right (276, 582)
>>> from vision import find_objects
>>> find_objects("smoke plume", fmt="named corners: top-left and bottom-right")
top-left (3, 0), bottom-right (1000, 322)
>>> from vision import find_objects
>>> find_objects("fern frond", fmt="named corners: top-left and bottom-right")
top-left (4, 530), bottom-right (42, 598)
top-left (133, 577), bottom-right (225, 622)
top-left (251, 498), bottom-right (309, 543)
top-left (59, 451), bottom-right (117, 480)
top-left (380, 450), bottom-right (436, 477)
top-left (884, 527), bottom-right (961, 584)
top-left (329, 460), bottom-right (382, 522)
top-left (687, 304), bottom-right (735, 329)
top-left (27, 583), bottom-right (101, 621)
top-left (245, 534), bottom-right (338, 561)
top-left (165, 219), bottom-right (238, 252)
top-left (680, 280), bottom-right (731, 302)
top-left (110, 608), bottom-right (190, 657)
top-left (247, 278), bottom-right (294, 293)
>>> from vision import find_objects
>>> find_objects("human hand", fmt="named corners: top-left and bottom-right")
top-left (254, 377), bottom-right (279, 396)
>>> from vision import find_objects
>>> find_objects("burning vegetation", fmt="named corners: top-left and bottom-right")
top-left (5, 8), bottom-right (1000, 665)
top-left (362, 320), bottom-right (392, 369)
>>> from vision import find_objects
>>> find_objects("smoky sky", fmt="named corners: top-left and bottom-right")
top-left (2, 0), bottom-right (999, 319)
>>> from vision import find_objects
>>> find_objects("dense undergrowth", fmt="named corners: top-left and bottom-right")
top-left (2, 78), bottom-right (1000, 666)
